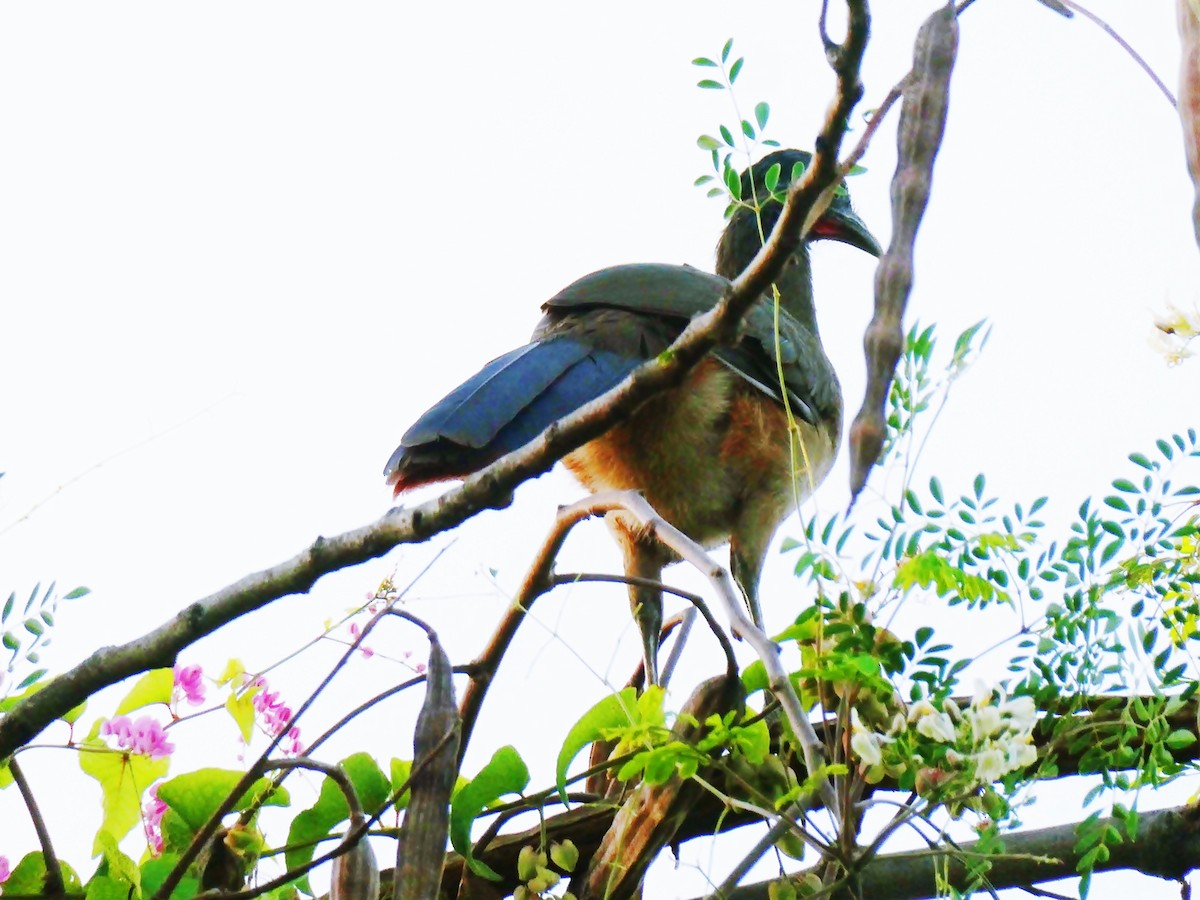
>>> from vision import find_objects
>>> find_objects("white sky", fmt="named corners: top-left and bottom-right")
top-left (1, 2), bottom-right (1198, 897)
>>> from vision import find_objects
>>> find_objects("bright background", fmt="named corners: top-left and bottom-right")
top-left (1, 2), bottom-right (1198, 897)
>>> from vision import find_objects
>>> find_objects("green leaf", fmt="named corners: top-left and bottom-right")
top-left (555, 687), bottom-right (637, 803)
top-left (763, 162), bottom-right (781, 194)
top-left (140, 854), bottom-right (199, 900)
top-left (1129, 452), bottom-right (1154, 470)
top-left (732, 718), bottom-right (770, 764)
top-left (754, 101), bottom-right (770, 131)
top-left (64, 586), bottom-right (91, 600)
top-left (86, 874), bottom-right (133, 900)
top-left (79, 741), bottom-right (171, 853)
top-left (719, 124), bottom-right (735, 147)
top-left (697, 79), bottom-right (724, 90)
top-left (225, 690), bottom-right (256, 743)
top-left (1166, 729), bottom-right (1197, 749)
top-left (93, 830), bottom-right (142, 893)
top-left (721, 38), bottom-right (733, 63)
top-left (729, 57), bottom-right (744, 83)
top-left (741, 659), bottom-right (769, 695)
top-left (5, 853), bottom-right (82, 896)
top-left (692, 57), bottom-right (718, 67)
top-left (1104, 496), bottom-right (1131, 513)
top-left (283, 754), bottom-right (385, 888)
top-left (116, 669), bottom-right (175, 715)
top-left (159, 768), bottom-right (289, 832)
top-left (450, 746), bottom-right (531, 880)
top-left (697, 134), bottom-right (721, 151)
top-left (724, 164), bottom-right (741, 199)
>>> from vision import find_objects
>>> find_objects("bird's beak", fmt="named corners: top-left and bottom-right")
top-left (811, 206), bottom-right (883, 258)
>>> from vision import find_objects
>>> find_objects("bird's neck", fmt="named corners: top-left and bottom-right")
top-left (718, 242), bottom-right (819, 333)
top-left (767, 249), bottom-right (818, 331)
top-left (715, 205), bottom-right (821, 329)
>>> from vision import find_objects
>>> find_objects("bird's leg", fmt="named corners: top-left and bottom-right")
top-left (730, 543), bottom-right (765, 630)
top-left (620, 537), bottom-right (665, 687)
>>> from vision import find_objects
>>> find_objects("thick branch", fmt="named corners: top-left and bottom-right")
top-left (712, 802), bottom-right (1200, 900)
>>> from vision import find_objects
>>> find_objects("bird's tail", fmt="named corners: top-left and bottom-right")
top-left (384, 338), bottom-right (641, 495)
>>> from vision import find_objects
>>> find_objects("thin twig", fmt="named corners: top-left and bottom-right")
top-left (1058, 0), bottom-right (1177, 108)
top-left (553, 571), bottom-right (736, 680)
top-left (8, 759), bottom-right (64, 896)
top-left (659, 606), bottom-right (697, 687)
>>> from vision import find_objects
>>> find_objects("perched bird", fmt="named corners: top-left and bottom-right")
top-left (385, 149), bottom-right (880, 683)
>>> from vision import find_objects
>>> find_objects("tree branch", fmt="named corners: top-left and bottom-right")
top-left (708, 802), bottom-right (1200, 899)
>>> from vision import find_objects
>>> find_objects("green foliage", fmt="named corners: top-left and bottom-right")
top-left (160, 769), bottom-right (290, 834)
top-left (283, 754), bottom-right (386, 892)
top-left (555, 686), bottom-right (638, 803)
top-left (3, 852), bottom-right (83, 895)
top-left (78, 740), bottom-right (171, 854)
top-left (449, 746), bottom-right (531, 881)
top-left (2, 581), bottom-right (90, 693)
top-left (692, 39), bottom-right (783, 217)
top-left (116, 669), bottom-right (175, 716)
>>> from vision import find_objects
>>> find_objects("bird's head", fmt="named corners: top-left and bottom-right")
top-left (716, 148), bottom-right (881, 278)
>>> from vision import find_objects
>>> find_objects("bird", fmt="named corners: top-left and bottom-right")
top-left (384, 148), bottom-right (880, 685)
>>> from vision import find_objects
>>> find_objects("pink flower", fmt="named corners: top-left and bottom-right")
top-left (173, 664), bottom-right (206, 707)
top-left (348, 622), bottom-right (375, 659)
top-left (102, 715), bottom-right (175, 759)
top-left (247, 676), bottom-right (303, 755)
top-left (281, 726), bottom-right (304, 756)
top-left (0, 855), bottom-right (10, 883)
top-left (143, 783), bottom-right (168, 856)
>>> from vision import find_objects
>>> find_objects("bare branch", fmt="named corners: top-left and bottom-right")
top-left (8, 759), bottom-right (63, 897)
top-left (1059, 0), bottom-right (1177, 108)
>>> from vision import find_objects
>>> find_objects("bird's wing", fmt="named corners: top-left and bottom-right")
top-left (541, 263), bottom-right (730, 321)
top-left (384, 337), bottom-right (642, 488)
top-left (541, 262), bottom-right (838, 427)
top-left (728, 302), bottom-right (841, 428)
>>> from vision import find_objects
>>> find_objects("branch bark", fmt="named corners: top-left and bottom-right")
top-left (709, 802), bottom-right (1200, 900)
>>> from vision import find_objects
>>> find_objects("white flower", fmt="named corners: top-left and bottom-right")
top-left (971, 681), bottom-right (995, 707)
top-left (968, 705), bottom-right (1003, 743)
top-left (973, 748), bottom-right (1008, 783)
top-left (914, 709), bottom-right (957, 743)
top-left (1005, 737), bottom-right (1038, 770)
top-left (850, 709), bottom-right (886, 766)
top-left (908, 699), bottom-right (936, 722)
top-left (1000, 695), bottom-right (1036, 734)
top-left (851, 728), bottom-right (884, 766)
top-left (1154, 302), bottom-right (1200, 340)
